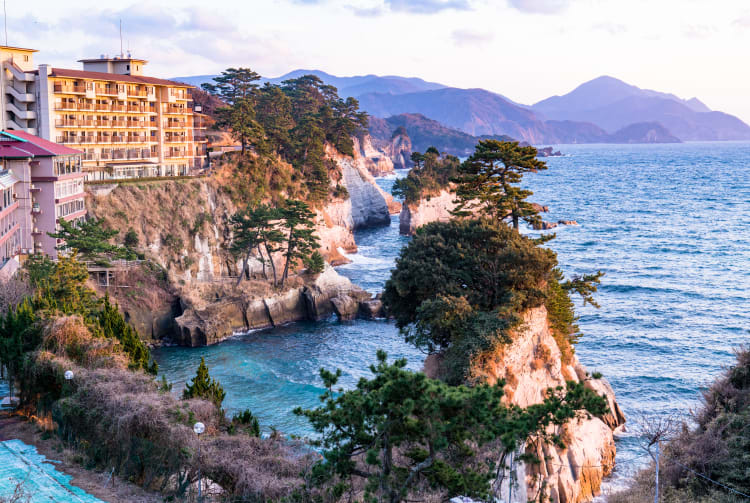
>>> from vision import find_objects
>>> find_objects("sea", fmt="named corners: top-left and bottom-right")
top-left (153, 141), bottom-right (750, 493)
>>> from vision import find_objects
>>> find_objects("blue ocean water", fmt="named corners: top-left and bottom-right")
top-left (154, 142), bottom-right (750, 485)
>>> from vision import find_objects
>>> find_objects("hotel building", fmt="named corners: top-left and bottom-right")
top-left (1, 46), bottom-right (207, 181)
top-left (0, 129), bottom-right (84, 276)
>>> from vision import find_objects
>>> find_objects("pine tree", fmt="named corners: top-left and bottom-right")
top-left (278, 199), bottom-right (320, 287)
top-left (452, 140), bottom-right (547, 230)
top-left (48, 218), bottom-right (135, 265)
top-left (295, 351), bottom-right (608, 502)
top-left (183, 357), bottom-right (226, 409)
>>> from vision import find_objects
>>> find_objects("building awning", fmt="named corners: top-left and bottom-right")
top-left (0, 170), bottom-right (20, 190)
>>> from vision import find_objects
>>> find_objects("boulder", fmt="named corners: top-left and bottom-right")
top-left (533, 221), bottom-right (558, 230)
top-left (331, 295), bottom-right (359, 321)
top-left (558, 219), bottom-right (579, 226)
top-left (359, 299), bottom-right (384, 319)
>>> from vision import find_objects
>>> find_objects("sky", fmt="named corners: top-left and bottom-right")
top-left (10, 0), bottom-right (750, 122)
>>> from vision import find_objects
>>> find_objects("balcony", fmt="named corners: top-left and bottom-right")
top-left (54, 83), bottom-right (87, 94)
top-left (163, 105), bottom-right (188, 115)
top-left (165, 135), bottom-right (188, 143)
top-left (129, 90), bottom-right (147, 97)
top-left (127, 105), bottom-right (147, 113)
top-left (163, 121), bottom-right (188, 129)
top-left (31, 204), bottom-right (41, 215)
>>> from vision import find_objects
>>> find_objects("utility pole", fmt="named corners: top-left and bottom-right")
top-left (654, 441), bottom-right (660, 503)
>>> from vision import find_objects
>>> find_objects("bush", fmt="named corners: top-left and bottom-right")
top-left (124, 228), bottom-right (139, 248)
top-left (303, 251), bottom-right (325, 274)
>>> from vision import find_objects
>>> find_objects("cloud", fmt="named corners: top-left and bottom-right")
top-left (592, 22), bottom-right (627, 35)
top-left (507, 0), bottom-right (570, 14)
top-left (451, 28), bottom-right (493, 46)
top-left (683, 24), bottom-right (716, 39)
top-left (733, 14), bottom-right (750, 29)
top-left (348, 5), bottom-right (387, 17)
top-left (385, 0), bottom-right (472, 14)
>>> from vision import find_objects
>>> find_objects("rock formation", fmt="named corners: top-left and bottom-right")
top-left (431, 306), bottom-right (625, 502)
top-left (399, 189), bottom-right (457, 235)
top-left (87, 142), bottom-right (402, 346)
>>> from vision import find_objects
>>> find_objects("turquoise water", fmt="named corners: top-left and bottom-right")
top-left (154, 142), bottom-right (750, 484)
top-left (0, 439), bottom-right (104, 502)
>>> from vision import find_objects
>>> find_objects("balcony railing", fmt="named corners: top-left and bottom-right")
top-left (54, 83), bottom-right (87, 94)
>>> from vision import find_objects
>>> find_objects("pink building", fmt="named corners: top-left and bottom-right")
top-left (0, 130), bottom-right (84, 266)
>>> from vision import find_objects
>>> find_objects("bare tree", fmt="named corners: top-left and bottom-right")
top-left (0, 275), bottom-right (31, 315)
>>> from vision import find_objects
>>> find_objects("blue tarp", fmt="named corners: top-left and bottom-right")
top-left (0, 439), bottom-right (105, 502)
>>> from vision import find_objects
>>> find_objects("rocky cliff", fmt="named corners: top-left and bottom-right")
top-left (399, 189), bottom-right (457, 235)
top-left (87, 145), bottom-right (396, 346)
top-left (453, 306), bottom-right (625, 502)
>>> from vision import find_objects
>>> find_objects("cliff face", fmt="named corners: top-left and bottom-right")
top-left (468, 306), bottom-right (625, 503)
top-left (399, 189), bottom-right (456, 235)
top-left (87, 146), bottom-right (397, 346)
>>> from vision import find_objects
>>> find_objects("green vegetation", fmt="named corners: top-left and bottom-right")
top-left (230, 409), bottom-right (261, 437)
top-left (229, 198), bottom-right (320, 287)
top-left (612, 348), bottom-right (750, 503)
top-left (385, 140), bottom-right (603, 381)
top-left (183, 357), bottom-right (226, 409)
top-left (48, 218), bottom-right (136, 265)
top-left (203, 68), bottom-right (368, 203)
top-left (303, 250), bottom-right (325, 274)
top-left (391, 148), bottom-right (460, 204)
top-left (295, 350), bottom-right (607, 502)
top-left (452, 139), bottom-right (547, 229)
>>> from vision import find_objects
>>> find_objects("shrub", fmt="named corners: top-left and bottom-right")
top-left (303, 251), bottom-right (325, 274)
top-left (123, 227), bottom-right (139, 248)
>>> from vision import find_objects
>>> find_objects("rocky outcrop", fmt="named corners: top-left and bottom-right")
top-left (173, 266), bottom-right (376, 346)
top-left (455, 306), bottom-right (625, 503)
top-left (399, 189), bottom-right (457, 235)
top-left (382, 130), bottom-right (412, 170)
top-left (355, 135), bottom-right (395, 177)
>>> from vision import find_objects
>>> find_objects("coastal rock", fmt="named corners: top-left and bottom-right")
top-left (399, 189), bottom-right (457, 235)
top-left (331, 295), bottom-right (360, 320)
top-left (384, 129), bottom-right (413, 170)
top-left (358, 298), bottom-right (384, 319)
top-left (533, 221), bottom-right (558, 230)
top-left (558, 220), bottom-right (578, 226)
top-left (330, 144), bottom-right (391, 228)
top-left (355, 135), bottom-right (395, 176)
top-left (427, 306), bottom-right (625, 502)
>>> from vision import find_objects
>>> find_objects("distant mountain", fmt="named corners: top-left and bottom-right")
top-left (369, 113), bottom-right (677, 154)
top-left (369, 113), bottom-right (513, 156)
top-left (175, 70), bottom-right (748, 143)
top-left (532, 76), bottom-right (750, 140)
top-left (173, 69), bottom-right (446, 99)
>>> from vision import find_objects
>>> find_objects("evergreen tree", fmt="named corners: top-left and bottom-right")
top-left (214, 98), bottom-right (264, 154)
top-left (278, 199), bottom-right (320, 287)
top-left (183, 357), bottom-right (226, 409)
top-left (295, 351), bottom-right (608, 502)
top-left (303, 250), bottom-right (325, 274)
top-left (97, 295), bottom-right (156, 374)
top-left (48, 218), bottom-right (135, 265)
top-left (229, 204), bottom-right (285, 286)
top-left (201, 67), bottom-right (261, 105)
top-left (0, 299), bottom-right (39, 398)
top-left (230, 409), bottom-right (260, 437)
top-left (452, 140), bottom-right (547, 229)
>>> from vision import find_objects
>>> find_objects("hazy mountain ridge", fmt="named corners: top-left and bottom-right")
top-left (175, 70), bottom-right (750, 143)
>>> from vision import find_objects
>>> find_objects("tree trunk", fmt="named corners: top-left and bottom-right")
top-left (265, 242), bottom-right (278, 287)
top-left (512, 212), bottom-right (519, 230)
top-left (280, 228), bottom-right (294, 288)
top-left (257, 244), bottom-right (268, 280)
top-left (235, 251), bottom-right (251, 287)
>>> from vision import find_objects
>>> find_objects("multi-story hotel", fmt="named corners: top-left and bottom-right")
top-left (0, 129), bottom-right (84, 276)
top-left (0, 46), bottom-right (207, 181)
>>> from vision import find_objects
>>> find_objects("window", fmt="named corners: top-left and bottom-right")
top-left (54, 179), bottom-right (84, 199)
top-left (55, 198), bottom-right (85, 218)
top-left (53, 156), bottom-right (82, 176)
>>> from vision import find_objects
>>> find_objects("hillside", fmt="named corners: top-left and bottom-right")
top-left (369, 113), bottom-right (512, 156)
top-left (533, 76), bottom-right (750, 140)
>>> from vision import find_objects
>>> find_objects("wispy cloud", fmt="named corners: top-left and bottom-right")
top-left (592, 22), bottom-right (627, 35)
top-left (507, 0), bottom-right (570, 14)
top-left (683, 24), bottom-right (716, 39)
top-left (348, 5), bottom-right (387, 17)
top-left (451, 28), bottom-right (493, 46)
top-left (386, 0), bottom-right (472, 14)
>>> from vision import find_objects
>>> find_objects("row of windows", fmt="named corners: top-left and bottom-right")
top-left (1, 212), bottom-right (17, 237)
top-left (54, 179), bottom-right (84, 199)
top-left (1, 229), bottom-right (19, 263)
top-left (55, 198), bottom-right (85, 218)
top-left (53, 156), bottom-right (82, 176)
top-left (1, 187), bottom-right (14, 211)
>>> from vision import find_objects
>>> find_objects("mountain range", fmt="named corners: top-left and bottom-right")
top-left (175, 71), bottom-right (750, 145)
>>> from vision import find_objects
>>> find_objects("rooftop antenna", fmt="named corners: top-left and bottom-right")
top-left (119, 19), bottom-right (123, 58)
top-left (4, 0), bottom-right (8, 47)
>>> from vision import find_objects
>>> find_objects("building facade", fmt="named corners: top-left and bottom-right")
top-left (0, 130), bottom-right (84, 271)
top-left (0, 46), bottom-right (207, 181)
